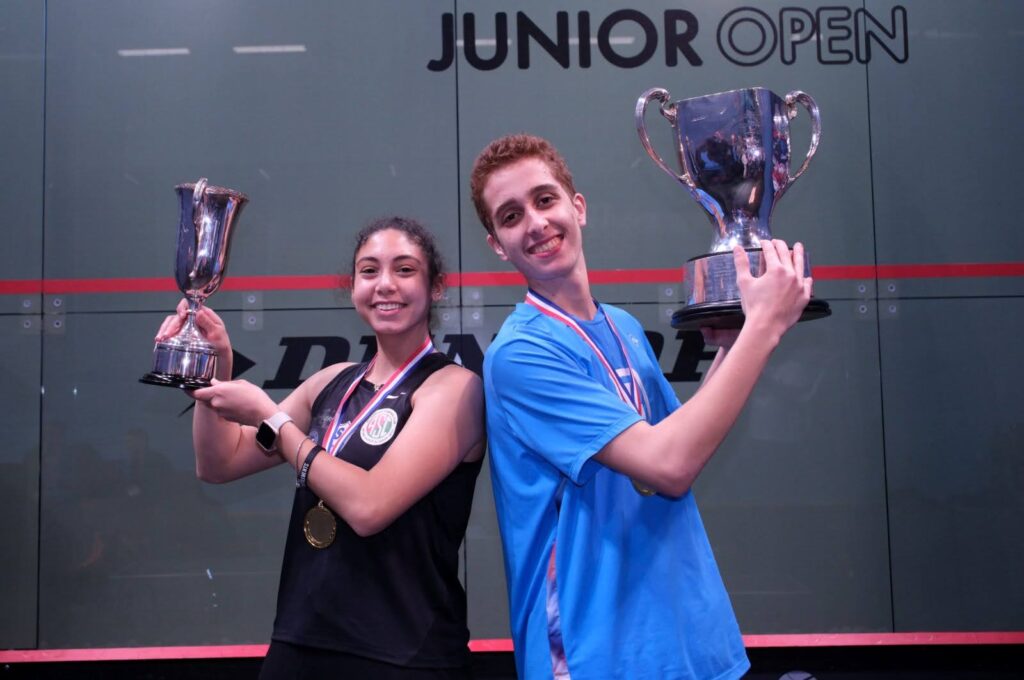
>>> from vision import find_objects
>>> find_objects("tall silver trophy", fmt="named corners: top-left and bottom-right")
top-left (636, 87), bottom-right (830, 330)
top-left (141, 178), bottom-right (248, 388)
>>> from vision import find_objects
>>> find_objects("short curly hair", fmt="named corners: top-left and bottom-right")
top-left (469, 134), bottom-right (576, 236)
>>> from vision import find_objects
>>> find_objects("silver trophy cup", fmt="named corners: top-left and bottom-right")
top-left (141, 178), bottom-right (248, 388)
top-left (636, 86), bottom-right (830, 330)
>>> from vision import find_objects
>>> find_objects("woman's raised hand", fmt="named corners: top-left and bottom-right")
top-left (155, 299), bottom-right (234, 380)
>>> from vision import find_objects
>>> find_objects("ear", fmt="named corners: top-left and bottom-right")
top-left (573, 192), bottom-right (587, 228)
top-left (431, 277), bottom-right (445, 303)
top-left (487, 233), bottom-right (509, 261)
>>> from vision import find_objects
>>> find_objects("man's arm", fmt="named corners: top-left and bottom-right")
top-left (595, 240), bottom-right (812, 496)
top-left (485, 326), bottom-right (644, 486)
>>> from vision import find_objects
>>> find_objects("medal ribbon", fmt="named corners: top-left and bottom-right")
top-left (322, 336), bottom-right (435, 457)
top-left (524, 290), bottom-right (648, 419)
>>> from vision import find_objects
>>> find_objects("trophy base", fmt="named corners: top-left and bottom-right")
top-left (139, 372), bottom-right (212, 389)
top-left (142, 335), bottom-right (217, 389)
top-left (671, 298), bottom-right (831, 331)
top-left (685, 248), bottom-right (814, 305)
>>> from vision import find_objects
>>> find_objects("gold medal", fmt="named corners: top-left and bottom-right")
top-left (631, 479), bottom-right (656, 496)
top-left (303, 500), bottom-right (337, 549)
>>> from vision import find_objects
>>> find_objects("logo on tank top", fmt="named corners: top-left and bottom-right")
top-left (360, 408), bottom-right (399, 446)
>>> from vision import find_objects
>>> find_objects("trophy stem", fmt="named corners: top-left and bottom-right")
top-left (180, 301), bottom-right (203, 343)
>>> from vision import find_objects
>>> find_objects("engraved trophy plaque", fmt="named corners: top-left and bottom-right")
top-left (141, 178), bottom-right (248, 388)
top-left (636, 86), bottom-right (830, 330)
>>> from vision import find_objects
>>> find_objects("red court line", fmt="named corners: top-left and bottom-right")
top-left (2, 633), bottom-right (1023, 663)
top-left (0, 645), bottom-right (269, 663)
top-left (0, 280), bottom-right (45, 295)
top-left (589, 268), bottom-right (684, 284)
top-left (811, 265), bottom-right (878, 280)
top-left (451, 271), bottom-right (525, 287)
top-left (220, 275), bottom-right (348, 291)
top-left (742, 632), bottom-right (1024, 647)
top-left (1, 263), bottom-right (1023, 296)
top-left (876, 262), bottom-right (1024, 279)
top-left (468, 638), bottom-right (515, 652)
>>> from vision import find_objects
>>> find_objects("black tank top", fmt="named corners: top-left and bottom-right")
top-left (271, 353), bottom-right (481, 668)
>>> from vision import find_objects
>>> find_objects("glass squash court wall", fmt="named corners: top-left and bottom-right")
top-left (1, 0), bottom-right (1021, 649)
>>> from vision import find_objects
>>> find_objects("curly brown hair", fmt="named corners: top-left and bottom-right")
top-left (469, 134), bottom-right (576, 235)
top-left (350, 216), bottom-right (446, 328)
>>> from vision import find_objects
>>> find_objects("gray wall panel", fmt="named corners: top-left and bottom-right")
top-left (44, 0), bottom-right (459, 313)
top-left (0, 0), bottom-right (44, 649)
top-left (640, 301), bottom-right (890, 633)
top-left (38, 309), bottom-right (375, 646)
top-left (0, 0), bottom-right (44, 314)
top-left (699, 300), bottom-right (891, 633)
top-left (882, 298), bottom-right (1024, 631)
top-left (868, 0), bottom-right (1024, 296)
top-left (465, 455), bottom-right (511, 639)
top-left (0, 317), bottom-right (41, 648)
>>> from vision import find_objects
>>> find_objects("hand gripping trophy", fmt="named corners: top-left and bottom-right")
top-left (636, 87), bottom-right (830, 330)
top-left (141, 178), bottom-right (248, 388)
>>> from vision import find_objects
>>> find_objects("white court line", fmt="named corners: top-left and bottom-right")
top-left (117, 48), bottom-right (190, 57)
top-left (233, 44), bottom-right (307, 54)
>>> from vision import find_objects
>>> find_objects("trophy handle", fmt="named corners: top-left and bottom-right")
top-left (635, 88), bottom-right (696, 189)
top-left (191, 177), bottom-right (208, 215)
top-left (188, 177), bottom-right (211, 296)
top-left (784, 90), bottom-right (821, 186)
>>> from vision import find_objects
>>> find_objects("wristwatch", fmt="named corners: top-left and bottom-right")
top-left (256, 411), bottom-right (294, 453)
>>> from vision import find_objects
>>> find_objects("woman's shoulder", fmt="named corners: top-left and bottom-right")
top-left (416, 360), bottom-right (482, 400)
top-left (412, 361), bottom-right (485, 462)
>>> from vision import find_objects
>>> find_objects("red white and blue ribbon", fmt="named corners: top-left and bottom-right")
top-left (524, 290), bottom-right (649, 419)
top-left (322, 336), bottom-right (435, 457)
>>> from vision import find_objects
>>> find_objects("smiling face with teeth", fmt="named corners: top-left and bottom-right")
top-left (483, 157), bottom-right (589, 300)
top-left (352, 228), bottom-right (443, 339)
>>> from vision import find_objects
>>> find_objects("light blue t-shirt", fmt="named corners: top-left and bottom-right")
top-left (484, 302), bottom-right (749, 680)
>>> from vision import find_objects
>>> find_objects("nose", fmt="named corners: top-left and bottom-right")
top-left (376, 269), bottom-right (397, 294)
top-left (524, 205), bottom-right (548, 235)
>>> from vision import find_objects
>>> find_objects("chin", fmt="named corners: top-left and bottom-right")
top-left (530, 260), bottom-right (575, 280)
top-left (372, 317), bottom-right (427, 336)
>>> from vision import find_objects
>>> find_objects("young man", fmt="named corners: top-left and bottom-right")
top-left (471, 134), bottom-right (813, 679)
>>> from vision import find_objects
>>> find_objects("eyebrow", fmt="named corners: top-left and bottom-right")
top-left (356, 254), bottom-right (423, 265)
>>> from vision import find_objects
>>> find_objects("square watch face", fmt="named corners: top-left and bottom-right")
top-left (256, 422), bottom-right (275, 451)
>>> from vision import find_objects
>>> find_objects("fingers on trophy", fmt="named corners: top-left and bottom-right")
top-left (635, 86), bottom-right (831, 330)
top-left (141, 178), bottom-right (248, 389)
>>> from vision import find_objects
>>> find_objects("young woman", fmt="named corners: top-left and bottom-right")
top-left (156, 217), bottom-right (485, 679)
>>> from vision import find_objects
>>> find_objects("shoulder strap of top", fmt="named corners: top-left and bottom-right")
top-left (310, 362), bottom-right (368, 417)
